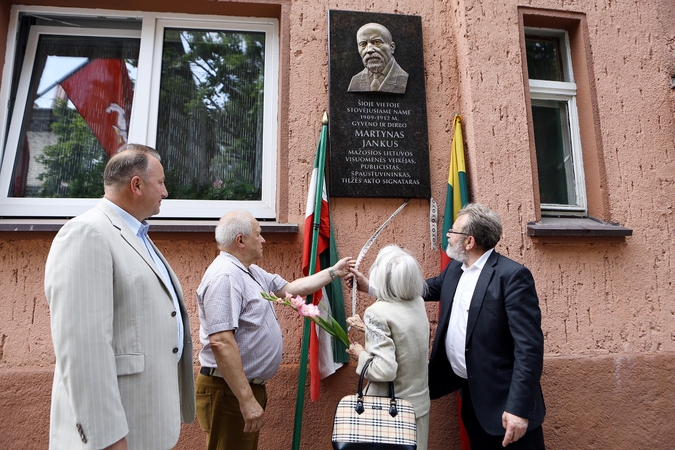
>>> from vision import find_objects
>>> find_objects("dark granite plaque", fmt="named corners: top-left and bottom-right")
top-left (328, 10), bottom-right (430, 199)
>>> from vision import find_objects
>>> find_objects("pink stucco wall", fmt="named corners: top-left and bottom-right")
top-left (1, 0), bottom-right (674, 448)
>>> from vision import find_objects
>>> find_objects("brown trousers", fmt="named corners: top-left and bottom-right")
top-left (196, 373), bottom-right (268, 450)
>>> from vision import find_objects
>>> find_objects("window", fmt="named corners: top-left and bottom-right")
top-left (0, 7), bottom-right (279, 219)
top-left (525, 28), bottom-right (586, 216)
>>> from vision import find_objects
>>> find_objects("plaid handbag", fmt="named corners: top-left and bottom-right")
top-left (332, 358), bottom-right (417, 450)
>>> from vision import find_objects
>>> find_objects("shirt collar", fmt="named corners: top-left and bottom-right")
top-left (221, 250), bottom-right (249, 271)
top-left (102, 198), bottom-right (147, 237)
top-left (461, 248), bottom-right (494, 272)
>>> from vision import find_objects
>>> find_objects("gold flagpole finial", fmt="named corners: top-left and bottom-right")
top-left (322, 112), bottom-right (328, 124)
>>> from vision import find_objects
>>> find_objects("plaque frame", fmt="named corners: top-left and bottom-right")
top-left (328, 10), bottom-right (431, 199)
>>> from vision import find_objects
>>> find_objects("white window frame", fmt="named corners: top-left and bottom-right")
top-left (0, 6), bottom-right (279, 219)
top-left (526, 27), bottom-right (587, 216)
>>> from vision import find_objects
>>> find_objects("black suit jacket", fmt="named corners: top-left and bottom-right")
top-left (425, 250), bottom-right (545, 435)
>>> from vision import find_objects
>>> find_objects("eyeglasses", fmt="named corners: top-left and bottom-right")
top-left (446, 230), bottom-right (469, 236)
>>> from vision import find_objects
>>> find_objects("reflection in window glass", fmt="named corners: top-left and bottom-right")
top-left (157, 29), bottom-right (265, 201)
top-left (9, 35), bottom-right (139, 198)
top-left (526, 36), bottom-right (563, 82)
top-left (531, 101), bottom-right (575, 205)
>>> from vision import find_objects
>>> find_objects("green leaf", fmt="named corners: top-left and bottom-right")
top-left (330, 317), bottom-right (351, 347)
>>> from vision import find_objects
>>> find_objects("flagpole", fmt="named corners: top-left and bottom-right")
top-left (292, 112), bottom-right (329, 450)
top-left (36, 60), bottom-right (90, 98)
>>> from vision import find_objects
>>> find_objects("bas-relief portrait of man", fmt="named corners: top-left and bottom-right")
top-left (347, 22), bottom-right (409, 94)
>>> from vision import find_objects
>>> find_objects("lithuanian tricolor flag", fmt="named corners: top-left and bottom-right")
top-left (441, 114), bottom-right (471, 450)
top-left (440, 114), bottom-right (469, 269)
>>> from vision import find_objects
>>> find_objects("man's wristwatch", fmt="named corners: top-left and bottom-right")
top-left (328, 267), bottom-right (338, 280)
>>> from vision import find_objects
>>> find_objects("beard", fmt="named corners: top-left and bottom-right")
top-left (365, 57), bottom-right (385, 73)
top-left (446, 239), bottom-right (468, 264)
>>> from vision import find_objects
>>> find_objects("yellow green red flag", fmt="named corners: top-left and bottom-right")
top-left (441, 114), bottom-right (469, 269)
top-left (440, 114), bottom-right (471, 450)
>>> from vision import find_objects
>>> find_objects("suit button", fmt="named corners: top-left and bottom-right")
top-left (173, 347), bottom-right (179, 354)
top-left (76, 423), bottom-right (87, 443)
top-left (171, 311), bottom-right (177, 317)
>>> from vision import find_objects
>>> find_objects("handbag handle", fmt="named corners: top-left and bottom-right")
top-left (356, 358), bottom-right (399, 418)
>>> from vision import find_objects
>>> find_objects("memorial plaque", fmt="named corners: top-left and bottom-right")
top-left (328, 10), bottom-right (430, 198)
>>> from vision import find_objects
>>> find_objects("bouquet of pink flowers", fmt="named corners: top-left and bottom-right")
top-left (261, 291), bottom-right (350, 348)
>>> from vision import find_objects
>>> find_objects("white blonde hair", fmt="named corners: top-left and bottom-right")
top-left (369, 244), bottom-right (424, 302)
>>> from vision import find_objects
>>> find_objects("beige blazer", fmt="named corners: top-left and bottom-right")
top-left (356, 296), bottom-right (430, 417)
top-left (45, 200), bottom-right (195, 450)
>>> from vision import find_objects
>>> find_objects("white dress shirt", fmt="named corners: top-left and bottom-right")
top-left (444, 248), bottom-right (493, 378)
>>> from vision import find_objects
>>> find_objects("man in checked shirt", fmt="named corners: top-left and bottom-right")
top-left (195, 210), bottom-right (353, 450)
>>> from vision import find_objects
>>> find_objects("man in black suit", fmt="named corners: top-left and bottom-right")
top-left (426, 203), bottom-right (545, 449)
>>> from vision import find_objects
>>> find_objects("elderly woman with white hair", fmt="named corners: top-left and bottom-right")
top-left (347, 244), bottom-right (431, 450)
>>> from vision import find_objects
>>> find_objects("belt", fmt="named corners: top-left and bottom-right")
top-left (199, 367), bottom-right (266, 385)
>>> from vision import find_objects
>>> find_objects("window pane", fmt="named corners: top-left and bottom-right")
top-left (9, 35), bottom-right (139, 198)
top-left (157, 29), bottom-right (265, 201)
top-left (532, 101), bottom-right (576, 205)
top-left (526, 35), bottom-right (563, 82)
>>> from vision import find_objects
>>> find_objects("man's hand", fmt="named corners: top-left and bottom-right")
top-left (241, 396), bottom-right (265, 433)
top-left (502, 411), bottom-right (528, 447)
top-left (210, 330), bottom-right (265, 433)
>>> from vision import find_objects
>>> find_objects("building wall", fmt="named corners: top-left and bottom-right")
top-left (0, 0), bottom-right (674, 449)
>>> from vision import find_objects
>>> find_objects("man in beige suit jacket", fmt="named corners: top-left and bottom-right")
top-left (45, 144), bottom-right (195, 450)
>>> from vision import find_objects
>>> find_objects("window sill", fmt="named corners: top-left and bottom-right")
top-left (527, 216), bottom-right (632, 244)
top-left (0, 218), bottom-right (298, 235)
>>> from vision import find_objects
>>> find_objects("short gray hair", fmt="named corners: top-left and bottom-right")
top-left (457, 203), bottom-right (502, 250)
top-left (103, 144), bottom-right (161, 192)
top-left (369, 244), bottom-right (424, 302)
top-left (215, 211), bottom-right (254, 247)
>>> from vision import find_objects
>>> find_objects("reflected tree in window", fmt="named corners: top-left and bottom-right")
top-left (158, 29), bottom-right (265, 200)
top-left (7, 33), bottom-right (139, 199)
top-left (36, 98), bottom-right (107, 198)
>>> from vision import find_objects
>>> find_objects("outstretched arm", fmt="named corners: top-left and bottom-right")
top-left (277, 256), bottom-right (355, 297)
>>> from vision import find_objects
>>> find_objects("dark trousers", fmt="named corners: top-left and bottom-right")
top-left (461, 382), bottom-right (545, 450)
top-left (196, 373), bottom-right (268, 450)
